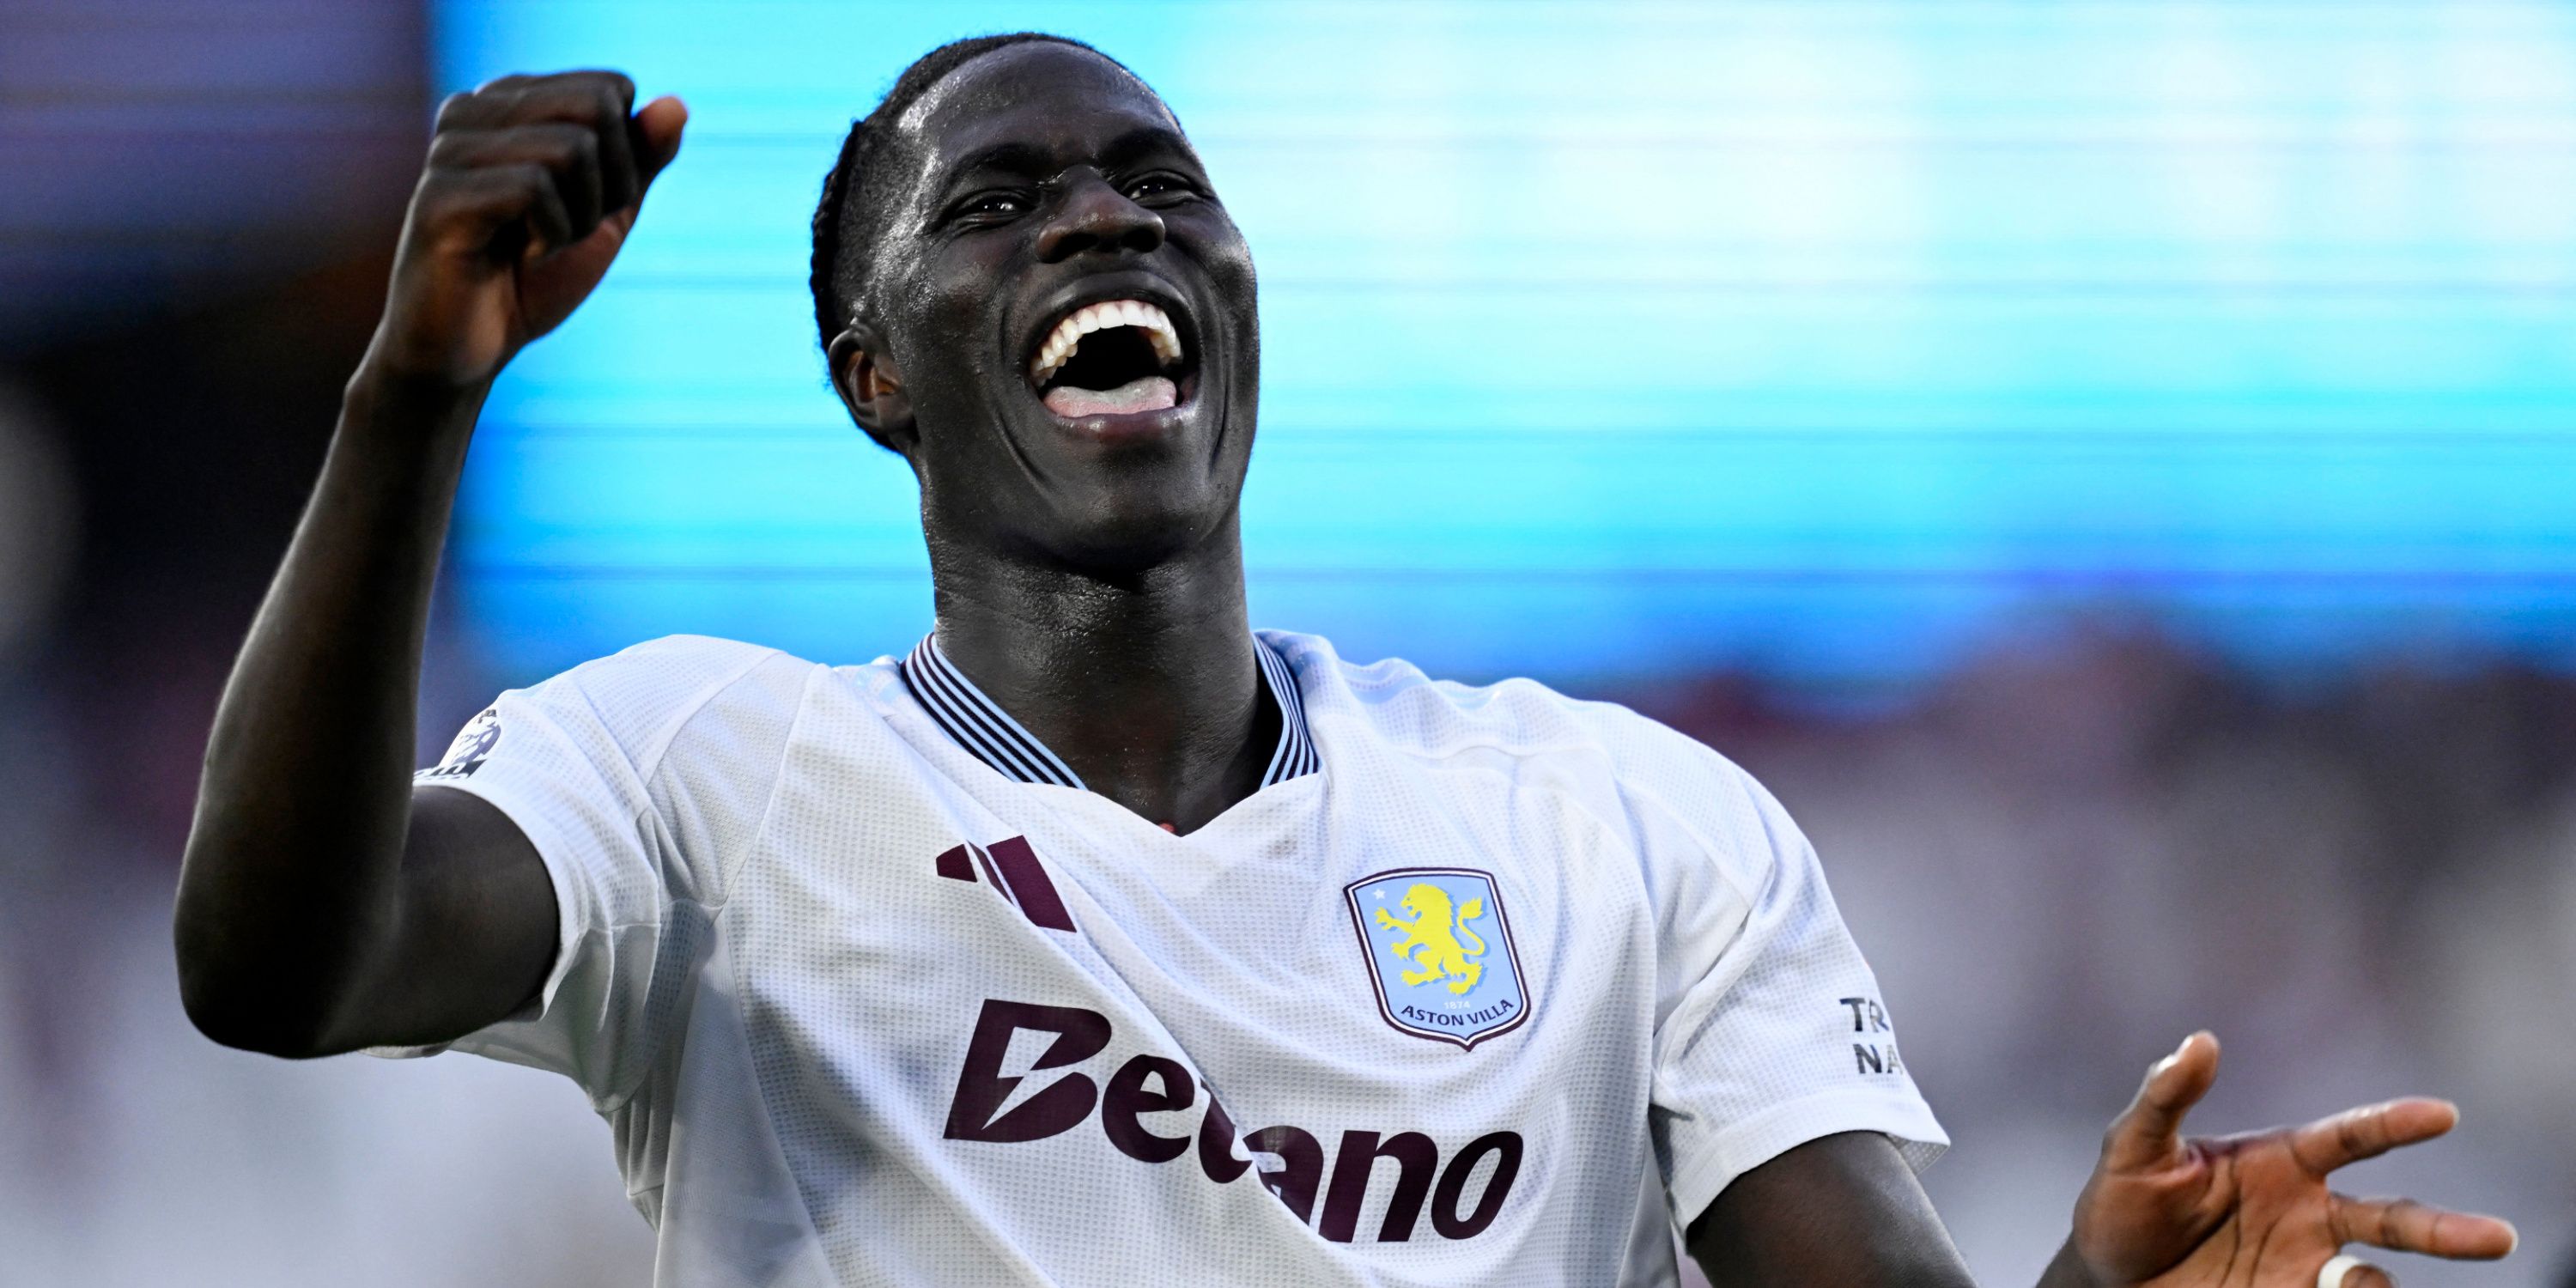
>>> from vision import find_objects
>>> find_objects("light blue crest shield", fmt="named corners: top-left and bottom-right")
top-left (1344, 868), bottom-right (1533, 1050)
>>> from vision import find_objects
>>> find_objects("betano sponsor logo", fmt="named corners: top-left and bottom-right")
top-left (943, 999), bottom-right (1523, 1244)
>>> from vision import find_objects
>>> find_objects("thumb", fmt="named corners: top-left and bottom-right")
top-left (2101, 1031), bottom-right (2220, 1171)
top-left (633, 94), bottom-right (688, 190)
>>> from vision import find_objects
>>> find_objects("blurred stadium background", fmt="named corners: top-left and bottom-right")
top-left (3, 1), bottom-right (2572, 1284)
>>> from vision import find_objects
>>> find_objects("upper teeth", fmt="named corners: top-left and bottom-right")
top-left (1030, 299), bottom-right (1183, 386)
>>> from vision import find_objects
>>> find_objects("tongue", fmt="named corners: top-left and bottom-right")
top-left (1043, 375), bottom-right (1176, 419)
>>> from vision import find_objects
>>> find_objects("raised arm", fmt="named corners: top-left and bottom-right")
top-left (173, 72), bottom-right (685, 1057)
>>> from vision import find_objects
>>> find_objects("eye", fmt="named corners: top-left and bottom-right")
top-left (952, 191), bottom-right (1030, 223)
top-left (1124, 173), bottom-right (1197, 206)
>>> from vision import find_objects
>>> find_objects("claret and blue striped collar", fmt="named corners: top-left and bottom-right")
top-left (900, 633), bottom-right (1321, 791)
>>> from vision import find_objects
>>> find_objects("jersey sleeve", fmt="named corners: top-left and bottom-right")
top-left (1630, 749), bottom-right (1947, 1230)
top-left (369, 635), bottom-right (801, 1109)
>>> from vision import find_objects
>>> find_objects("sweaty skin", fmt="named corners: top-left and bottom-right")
top-left (827, 44), bottom-right (1274, 834)
top-left (173, 48), bottom-right (2517, 1287)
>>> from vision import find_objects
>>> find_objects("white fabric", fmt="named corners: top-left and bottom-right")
top-left (387, 631), bottom-right (1945, 1287)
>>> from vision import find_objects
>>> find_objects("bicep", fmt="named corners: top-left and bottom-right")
top-left (1686, 1131), bottom-right (1976, 1288)
top-left (310, 786), bottom-right (559, 1053)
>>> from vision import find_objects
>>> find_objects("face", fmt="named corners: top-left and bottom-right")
top-left (840, 44), bottom-right (1260, 575)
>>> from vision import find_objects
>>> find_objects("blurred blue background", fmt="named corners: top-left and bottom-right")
top-left (2, 3), bottom-right (2572, 1286)
top-left (441, 0), bottom-right (2576, 690)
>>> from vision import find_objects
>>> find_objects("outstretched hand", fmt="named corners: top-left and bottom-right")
top-left (2050, 1033), bottom-right (2516, 1288)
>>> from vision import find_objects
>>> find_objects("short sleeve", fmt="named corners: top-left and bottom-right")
top-left (368, 635), bottom-right (797, 1109)
top-left (1637, 762), bottom-right (1947, 1230)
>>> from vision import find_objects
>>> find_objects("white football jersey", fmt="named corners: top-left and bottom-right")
top-left (386, 630), bottom-right (1944, 1287)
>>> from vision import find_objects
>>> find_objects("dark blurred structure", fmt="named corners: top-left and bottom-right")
top-left (2, 0), bottom-right (424, 833)
top-left (0, 4), bottom-right (2565, 1287)
top-left (1, 1), bottom-right (425, 342)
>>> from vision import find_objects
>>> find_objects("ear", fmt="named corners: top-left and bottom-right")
top-left (829, 324), bottom-right (916, 453)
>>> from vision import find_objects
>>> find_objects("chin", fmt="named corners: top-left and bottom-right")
top-left (918, 282), bottom-right (1257, 574)
top-left (1024, 477), bottom-right (1239, 578)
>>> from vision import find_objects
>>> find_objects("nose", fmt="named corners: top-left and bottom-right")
top-left (1036, 172), bottom-right (1165, 262)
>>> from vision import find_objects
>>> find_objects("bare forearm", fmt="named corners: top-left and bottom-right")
top-left (174, 369), bottom-right (484, 1054)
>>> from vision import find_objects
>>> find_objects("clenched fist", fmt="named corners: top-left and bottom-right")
top-left (362, 70), bottom-right (686, 390)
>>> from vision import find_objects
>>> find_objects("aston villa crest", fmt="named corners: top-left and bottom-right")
top-left (1345, 868), bottom-right (1533, 1050)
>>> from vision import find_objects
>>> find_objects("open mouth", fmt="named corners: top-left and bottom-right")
top-left (1027, 299), bottom-right (1191, 420)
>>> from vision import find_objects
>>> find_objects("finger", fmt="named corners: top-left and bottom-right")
top-left (429, 125), bottom-right (605, 241)
top-left (438, 162), bottom-right (573, 258)
top-left (2331, 1193), bottom-right (2519, 1261)
top-left (2287, 1098), bottom-right (2457, 1176)
top-left (459, 70), bottom-right (636, 122)
top-left (2101, 1030), bottom-right (2219, 1171)
top-left (437, 71), bottom-right (636, 194)
top-left (582, 77), bottom-right (641, 211)
top-left (631, 94), bottom-right (688, 191)
top-left (440, 80), bottom-right (627, 143)
top-left (414, 161), bottom-right (573, 258)
top-left (2341, 1263), bottom-right (2395, 1288)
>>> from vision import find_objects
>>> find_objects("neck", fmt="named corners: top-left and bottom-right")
top-left (927, 526), bottom-right (1274, 833)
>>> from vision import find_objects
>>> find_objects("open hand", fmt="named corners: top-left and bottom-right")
top-left (2054, 1033), bottom-right (2516, 1288)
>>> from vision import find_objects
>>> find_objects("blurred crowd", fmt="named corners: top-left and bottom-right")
top-left (1649, 629), bottom-right (2576, 1285)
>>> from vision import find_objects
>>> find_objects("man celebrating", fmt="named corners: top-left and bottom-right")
top-left (174, 34), bottom-right (2515, 1287)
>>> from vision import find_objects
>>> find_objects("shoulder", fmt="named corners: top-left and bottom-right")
top-left (515, 635), bottom-right (818, 777)
top-left (1267, 630), bottom-right (1790, 873)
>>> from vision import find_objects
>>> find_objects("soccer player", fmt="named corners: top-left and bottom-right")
top-left (173, 35), bottom-right (2515, 1288)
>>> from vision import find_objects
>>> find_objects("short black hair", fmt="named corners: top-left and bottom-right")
top-left (808, 32), bottom-right (1120, 357)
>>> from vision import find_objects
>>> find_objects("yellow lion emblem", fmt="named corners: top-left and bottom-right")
top-left (1371, 883), bottom-right (1489, 995)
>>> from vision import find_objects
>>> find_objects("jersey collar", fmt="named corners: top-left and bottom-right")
top-left (901, 633), bottom-right (1320, 791)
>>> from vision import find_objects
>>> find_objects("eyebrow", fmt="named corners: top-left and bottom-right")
top-left (933, 125), bottom-right (1198, 196)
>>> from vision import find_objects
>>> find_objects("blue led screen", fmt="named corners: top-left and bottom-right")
top-left (434, 2), bottom-right (2576, 688)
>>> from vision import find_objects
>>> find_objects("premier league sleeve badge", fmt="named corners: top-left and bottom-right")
top-left (419, 708), bottom-right (501, 780)
top-left (1345, 868), bottom-right (1534, 1050)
